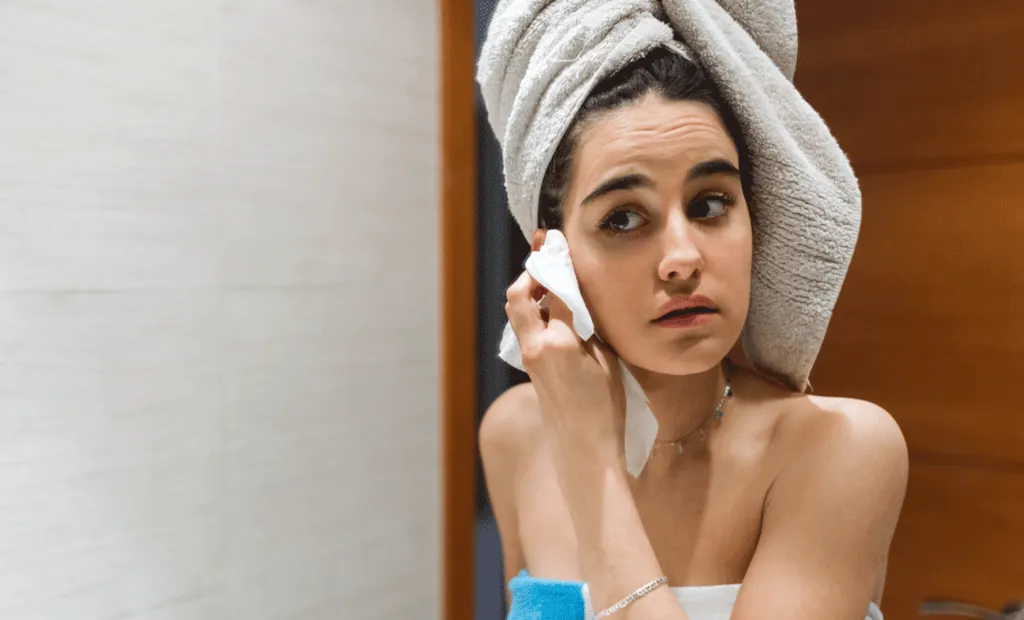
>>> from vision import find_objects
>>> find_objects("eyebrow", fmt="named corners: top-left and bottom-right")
top-left (580, 173), bottom-right (652, 207)
top-left (580, 158), bottom-right (741, 208)
top-left (687, 158), bottom-right (741, 182)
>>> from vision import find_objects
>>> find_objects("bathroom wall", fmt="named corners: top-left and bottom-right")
top-left (0, 2), bottom-right (440, 619)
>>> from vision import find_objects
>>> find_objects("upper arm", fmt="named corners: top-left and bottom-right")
top-left (479, 382), bottom-right (541, 599)
top-left (732, 399), bottom-right (909, 620)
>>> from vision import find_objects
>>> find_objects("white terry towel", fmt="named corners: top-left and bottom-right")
top-left (478, 0), bottom-right (862, 397)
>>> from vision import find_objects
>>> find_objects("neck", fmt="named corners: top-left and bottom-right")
top-left (626, 359), bottom-right (728, 443)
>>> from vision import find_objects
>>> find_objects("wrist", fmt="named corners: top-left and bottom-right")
top-left (550, 434), bottom-right (624, 483)
top-left (566, 471), bottom-right (668, 612)
top-left (555, 455), bottom-right (633, 532)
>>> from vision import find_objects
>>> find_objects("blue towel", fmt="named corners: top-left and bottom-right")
top-left (507, 570), bottom-right (586, 620)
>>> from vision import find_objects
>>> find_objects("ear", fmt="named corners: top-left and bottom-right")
top-left (530, 229), bottom-right (547, 253)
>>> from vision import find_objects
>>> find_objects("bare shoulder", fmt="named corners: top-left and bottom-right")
top-left (786, 395), bottom-right (907, 464)
top-left (478, 382), bottom-right (545, 583)
top-left (735, 363), bottom-right (909, 478)
top-left (478, 382), bottom-right (548, 524)
top-left (741, 391), bottom-right (911, 608)
top-left (478, 381), bottom-right (544, 471)
top-left (769, 392), bottom-right (910, 505)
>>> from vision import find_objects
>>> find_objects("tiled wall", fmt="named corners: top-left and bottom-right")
top-left (0, 2), bottom-right (440, 618)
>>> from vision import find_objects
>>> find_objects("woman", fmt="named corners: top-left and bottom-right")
top-left (477, 4), bottom-right (908, 620)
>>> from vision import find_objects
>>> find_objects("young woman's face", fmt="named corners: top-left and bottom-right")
top-left (557, 94), bottom-right (752, 376)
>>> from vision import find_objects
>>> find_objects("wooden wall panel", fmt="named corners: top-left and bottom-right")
top-left (795, 1), bottom-right (1024, 615)
top-left (812, 162), bottom-right (1024, 464)
top-left (441, 1), bottom-right (478, 619)
top-left (882, 461), bottom-right (1024, 619)
top-left (795, 0), bottom-right (1024, 169)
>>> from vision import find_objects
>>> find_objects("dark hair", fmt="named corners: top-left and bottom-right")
top-left (538, 47), bottom-right (753, 230)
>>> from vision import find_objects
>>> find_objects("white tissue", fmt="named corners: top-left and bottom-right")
top-left (497, 230), bottom-right (659, 477)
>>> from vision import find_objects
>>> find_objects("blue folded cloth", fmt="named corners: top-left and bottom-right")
top-left (507, 570), bottom-right (586, 620)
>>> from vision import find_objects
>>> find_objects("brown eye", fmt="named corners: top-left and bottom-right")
top-left (600, 209), bottom-right (646, 233)
top-left (687, 194), bottom-right (735, 220)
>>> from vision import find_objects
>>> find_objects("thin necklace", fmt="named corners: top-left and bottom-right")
top-left (650, 359), bottom-right (735, 456)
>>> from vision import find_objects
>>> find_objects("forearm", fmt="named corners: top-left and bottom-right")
top-left (555, 450), bottom-right (690, 620)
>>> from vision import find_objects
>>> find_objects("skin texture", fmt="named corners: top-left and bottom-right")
top-left (485, 95), bottom-right (909, 620)
top-left (560, 94), bottom-right (753, 443)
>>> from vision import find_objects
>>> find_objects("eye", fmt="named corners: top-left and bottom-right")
top-left (687, 193), bottom-right (735, 220)
top-left (599, 209), bottom-right (646, 234)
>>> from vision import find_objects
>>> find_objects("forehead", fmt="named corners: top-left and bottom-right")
top-left (572, 95), bottom-right (738, 178)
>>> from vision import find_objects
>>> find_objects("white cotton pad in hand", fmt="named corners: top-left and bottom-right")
top-left (497, 230), bottom-right (659, 477)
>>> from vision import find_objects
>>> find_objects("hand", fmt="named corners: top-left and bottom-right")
top-left (504, 267), bottom-right (626, 468)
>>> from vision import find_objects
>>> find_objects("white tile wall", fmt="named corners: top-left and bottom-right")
top-left (0, 1), bottom-right (440, 619)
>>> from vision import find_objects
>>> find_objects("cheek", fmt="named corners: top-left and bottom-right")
top-left (573, 254), bottom-right (646, 332)
top-left (726, 238), bottom-right (753, 281)
top-left (710, 230), bottom-right (754, 311)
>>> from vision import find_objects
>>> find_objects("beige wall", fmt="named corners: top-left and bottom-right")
top-left (0, 2), bottom-right (440, 619)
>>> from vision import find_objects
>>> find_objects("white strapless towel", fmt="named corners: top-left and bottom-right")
top-left (581, 582), bottom-right (884, 620)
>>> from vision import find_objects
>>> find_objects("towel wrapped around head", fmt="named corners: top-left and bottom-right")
top-left (477, 0), bottom-right (861, 392)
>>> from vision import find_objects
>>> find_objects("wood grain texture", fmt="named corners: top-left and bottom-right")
top-left (796, 2), bottom-right (1024, 609)
top-left (440, 1), bottom-right (479, 619)
top-left (795, 0), bottom-right (1024, 169)
top-left (881, 460), bottom-right (1024, 620)
top-left (812, 161), bottom-right (1024, 464)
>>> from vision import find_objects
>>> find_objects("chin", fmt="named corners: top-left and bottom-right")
top-left (619, 334), bottom-right (734, 377)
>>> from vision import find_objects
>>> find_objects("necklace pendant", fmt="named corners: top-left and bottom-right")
top-left (676, 443), bottom-right (683, 455)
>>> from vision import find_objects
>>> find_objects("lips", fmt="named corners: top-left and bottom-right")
top-left (658, 307), bottom-right (717, 320)
top-left (654, 295), bottom-right (719, 322)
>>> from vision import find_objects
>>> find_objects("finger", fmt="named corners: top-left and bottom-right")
top-left (544, 291), bottom-right (574, 331)
top-left (585, 335), bottom-right (621, 377)
top-left (537, 293), bottom-right (582, 353)
top-left (505, 269), bottom-right (548, 345)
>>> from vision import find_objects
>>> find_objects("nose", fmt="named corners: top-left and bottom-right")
top-left (657, 213), bottom-right (704, 283)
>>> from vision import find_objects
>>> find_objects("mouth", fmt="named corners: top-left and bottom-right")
top-left (655, 307), bottom-right (719, 322)
top-left (654, 306), bottom-right (718, 328)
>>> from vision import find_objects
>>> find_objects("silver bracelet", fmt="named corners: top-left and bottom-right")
top-left (594, 575), bottom-right (668, 618)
